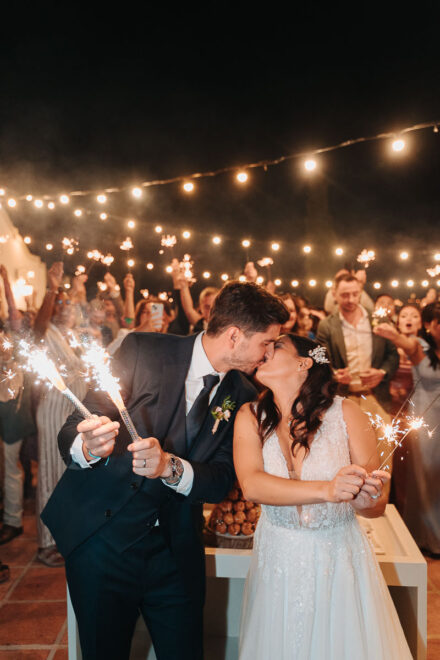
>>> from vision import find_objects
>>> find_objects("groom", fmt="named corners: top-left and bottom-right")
top-left (42, 281), bottom-right (289, 660)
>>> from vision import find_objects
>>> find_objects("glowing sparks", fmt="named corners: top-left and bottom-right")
top-left (357, 249), bottom-right (376, 267)
top-left (101, 254), bottom-right (114, 268)
top-left (158, 292), bottom-right (168, 301)
top-left (19, 341), bottom-right (67, 391)
top-left (87, 249), bottom-right (104, 261)
top-left (180, 254), bottom-right (195, 284)
top-left (120, 237), bottom-right (134, 251)
top-left (2, 338), bottom-right (13, 351)
top-left (97, 281), bottom-right (107, 292)
top-left (407, 415), bottom-right (427, 431)
top-left (140, 289), bottom-right (149, 299)
top-left (81, 342), bottom-right (124, 410)
top-left (62, 237), bottom-right (79, 255)
top-left (76, 265), bottom-right (86, 275)
top-left (161, 234), bottom-right (177, 248)
top-left (257, 257), bottom-right (274, 268)
top-left (427, 264), bottom-right (440, 277)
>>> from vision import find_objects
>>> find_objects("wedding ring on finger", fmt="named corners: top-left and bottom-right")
top-left (143, 459), bottom-right (147, 468)
top-left (370, 493), bottom-right (380, 500)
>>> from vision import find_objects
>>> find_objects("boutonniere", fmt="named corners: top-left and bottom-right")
top-left (211, 395), bottom-right (236, 434)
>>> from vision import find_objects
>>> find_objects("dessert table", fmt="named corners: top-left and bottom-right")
top-left (67, 505), bottom-right (427, 659)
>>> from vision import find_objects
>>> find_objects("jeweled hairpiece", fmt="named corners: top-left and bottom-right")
top-left (308, 345), bottom-right (330, 364)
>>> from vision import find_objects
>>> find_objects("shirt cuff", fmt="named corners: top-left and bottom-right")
top-left (162, 458), bottom-right (194, 496)
top-left (70, 433), bottom-right (101, 468)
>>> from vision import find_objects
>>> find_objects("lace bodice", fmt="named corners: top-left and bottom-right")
top-left (261, 396), bottom-right (355, 530)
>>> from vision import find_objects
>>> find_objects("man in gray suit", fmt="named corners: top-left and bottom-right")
top-left (316, 273), bottom-right (399, 420)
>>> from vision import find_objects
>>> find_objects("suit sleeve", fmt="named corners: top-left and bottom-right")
top-left (185, 429), bottom-right (236, 503)
top-left (58, 333), bottom-right (140, 467)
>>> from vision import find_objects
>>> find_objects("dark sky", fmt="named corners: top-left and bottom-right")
top-left (0, 10), bottom-right (439, 302)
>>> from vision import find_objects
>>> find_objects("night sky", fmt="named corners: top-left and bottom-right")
top-left (1, 11), bottom-right (439, 303)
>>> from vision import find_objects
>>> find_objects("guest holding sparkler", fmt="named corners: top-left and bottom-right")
top-left (375, 301), bottom-right (440, 556)
top-left (33, 262), bottom-right (87, 567)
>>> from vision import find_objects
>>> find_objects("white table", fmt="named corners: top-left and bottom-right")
top-left (67, 505), bottom-right (427, 659)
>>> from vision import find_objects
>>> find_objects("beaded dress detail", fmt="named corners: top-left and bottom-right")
top-left (239, 396), bottom-right (411, 659)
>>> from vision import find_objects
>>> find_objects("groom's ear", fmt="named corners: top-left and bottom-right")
top-left (225, 325), bottom-right (242, 347)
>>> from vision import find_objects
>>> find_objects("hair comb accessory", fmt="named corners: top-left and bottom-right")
top-left (308, 345), bottom-right (330, 364)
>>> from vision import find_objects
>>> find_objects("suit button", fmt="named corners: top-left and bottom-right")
top-left (130, 482), bottom-right (138, 490)
top-left (105, 509), bottom-right (112, 518)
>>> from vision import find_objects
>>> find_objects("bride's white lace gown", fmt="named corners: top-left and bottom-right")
top-left (239, 397), bottom-right (412, 659)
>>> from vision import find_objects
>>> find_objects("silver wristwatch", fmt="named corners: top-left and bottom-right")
top-left (163, 454), bottom-right (184, 486)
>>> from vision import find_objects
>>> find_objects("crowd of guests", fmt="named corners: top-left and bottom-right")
top-left (0, 258), bottom-right (439, 582)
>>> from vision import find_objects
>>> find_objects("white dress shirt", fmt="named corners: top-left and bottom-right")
top-left (70, 332), bottom-right (225, 496)
top-left (339, 305), bottom-right (373, 392)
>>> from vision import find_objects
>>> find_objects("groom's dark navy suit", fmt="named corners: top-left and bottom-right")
top-left (42, 332), bottom-right (256, 659)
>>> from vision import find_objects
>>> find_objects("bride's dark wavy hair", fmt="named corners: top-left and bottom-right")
top-left (254, 334), bottom-right (337, 456)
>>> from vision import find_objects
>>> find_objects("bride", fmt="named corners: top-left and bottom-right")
top-left (234, 333), bottom-right (411, 659)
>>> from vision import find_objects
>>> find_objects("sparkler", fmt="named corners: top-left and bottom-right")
top-left (257, 257), bottom-right (273, 282)
top-left (161, 234), bottom-right (177, 249)
top-left (426, 264), bottom-right (440, 277)
top-left (82, 342), bottom-right (140, 443)
top-left (101, 253), bottom-right (114, 268)
top-left (356, 249), bottom-right (376, 268)
top-left (18, 341), bottom-right (93, 420)
top-left (120, 237), bottom-right (134, 251)
top-left (140, 289), bottom-right (149, 299)
top-left (179, 254), bottom-right (195, 284)
top-left (62, 237), bottom-right (79, 256)
top-left (371, 306), bottom-right (391, 327)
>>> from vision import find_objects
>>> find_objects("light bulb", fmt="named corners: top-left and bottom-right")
top-left (183, 182), bottom-right (194, 193)
top-left (182, 230), bottom-right (191, 239)
top-left (60, 194), bottom-right (70, 204)
top-left (46, 243), bottom-right (53, 251)
top-left (400, 251), bottom-right (409, 260)
top-left (221, 273), bottom-right (229, 281)
top-left (406, 280), bottom-right (414, 287)
top-left (132, 187), bottom-right (142, 198)
top-left (373, 282), bottom-right (381, 289)
top-left (24, 236), bottom-right (31, 245)
top-left (212, 236), bottom-right (221, 245)
top-left (74, 209), bottom-right (82, 217)
top-left (291, 280), bottom-right (299, 287)
top-left (155, 225), bottom-right (162, 233)
top-left (422, 280), bottom-right (429, 287)
top-left (97, 194), bottom-right (107, 204)
top-left (271, 242), bottom-right (280, 251)
top-left (309, 279), bottom-right (316, 287)
top-left (100, 213), bottom-right (107, 221)
top-left (203, 271), bottom-right (211, 279)
top-left (242, 239), bottom-right (251, 248)
top-left (256, 276), bottom-right (264, 284)
top-left (127, 259), bottom-right (135, 268)
top-left (236, 171), bottom-right (248, 183)
top-left (303, 245), bottom-right (312, 254)
top-left (274, 278), bottom-right (282, 286)
top-left (146, 263), bottom-right (154, 270)
top-left (325, 280), bottom-right (333, 288)
top-left (7, 199), bottom-right (16, 208)
top-left (335, 247), bottom-right (343, 256)
top-left (48, 202), bottom-right (55, 209)
top-left (392, 139), bottom-right (405, 152)
top-left (165, 265), bottom-right (172, 273)
top-left (127, 220), bottom-right (136, 229)
top-left (34, 199), bottom-right (43, 208)
top-left (304, 159), bottom-right (317, 172)
top-left (26, 194), bottom-right (33, 201)
top-left (391, 280), bottom-right (399, 287)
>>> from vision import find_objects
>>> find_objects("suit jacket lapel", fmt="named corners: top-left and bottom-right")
top-left (154, 334), bottom-right (196, 456)
top-left (188, 370), bottom-right (239, 461)
top-left (331, 315), bottom-right (348, 366)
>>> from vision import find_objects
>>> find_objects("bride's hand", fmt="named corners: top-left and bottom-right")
top-left (326, 465), bottom-right (366, 503)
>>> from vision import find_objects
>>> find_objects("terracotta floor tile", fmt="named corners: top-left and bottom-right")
top-left (53, 649), bottom-right (68, 660)
top-left (61, 627), bottom-right (68, 644)
top-left (427, 592), bottom-right (440, 635)
top-left (12, 566), bottom-right (66, 601)
top-left (427, 559), bottom-right (440, 590)
top-left (0, 565), bottom-right (26, 601)
top-left (0, 602), bottom-right (65, 645)
top-left (427, 638), bottom-right (440, 660)
top-left (22, 514), bottom-right (37, 539)
top-left (0, 652), bottom-right (49, 659)
top-left (0, 536), bottom-right (37, 566)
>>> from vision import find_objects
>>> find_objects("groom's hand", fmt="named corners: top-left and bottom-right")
top-left (78, 416), bottom-right (120, 462)
top-left (128, 437), bottom-right (171, 479)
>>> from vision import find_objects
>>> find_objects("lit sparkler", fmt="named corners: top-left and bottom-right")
top-left (357, 249), bottom-right (376, 268)
top-left (257, 257), bottom-right (274, 268)
top-left (120, 237), bottom-right (134, 251)
top-left (82, 342), bottom-right (140, 443)
top-left (18, 341), bottom-right (92, 419)
top-left (87, 249), bottom-right (104, 261)
top-left (140, 289), bottom-right (149, 299)
top-left (62, 237), bottom-right (79, 255)
top-left (372, 306), bottom-right (392, 327)
top-left (101, 253), bottom-right (114, 268)
top-left (179, 254), bottom-right (195, 283)
top-left (426, 264), bottom-right (440, 277)
top-left (161, 234), bottom-right (177, 249)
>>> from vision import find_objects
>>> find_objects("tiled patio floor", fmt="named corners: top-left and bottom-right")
top-left (1, 507), bottom-right (439, 659)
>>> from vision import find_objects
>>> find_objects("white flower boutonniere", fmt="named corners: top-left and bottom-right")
top-left (211, 395), bottom-right (236, 434)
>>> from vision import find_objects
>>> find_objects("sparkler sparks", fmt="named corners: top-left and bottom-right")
top-left (87, 249), bottom-right (104, 261)
top-left (257, 257), bottom-right (274, 268)
top-left (179, 254), bottom-right (195, 283)
top-left (426, 264), bottom-right (440, 277)
top-left (120, 237), bottom-right (134, 251)
top-left (62, 237), bottom-right (79, 255)
top-left (161, 234), bottom-right (177, 248)
top-left (101, 253), bottom-right (114, 267)
top-left (357, 249), bottom-right (376, 267)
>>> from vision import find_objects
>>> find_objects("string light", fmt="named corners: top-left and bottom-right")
top-left (24, 236), bottom-right (31, 245)
top-left (26, 195), bottom-right (33, 201)
top-left (97, 194), bottom-right (107, 204)
top-left (131, 187), bottom-right (142, 198)
top-left (274, 278), bottom-right (282, 286)
top-left (127, 220), bottom-right (136, 229)
top-left (48, 202), bottom-right (55, 210)
top-left (236, 171), bottom-right (248, 183)
top-left (271, 242), bottom-right (280, 251)
top-left (127, 259), bottom-right (135, 268)
top-left (7, 199), bottom-right (16, 208)
top-left (434, 253), bottom-right (440, 261)
top-left (437, 280), bottom-right (440, 287)
top-left (212, 236), bottom-right (222, 245)
top-left (60, 195), bottom-right (69, 204)
top-left (203, 271), bottom-right (211, 279)
top-left (239, 275), bottom-right (246, 282)
top-left (422, 280), bottom-right (429, 287)
top-left (100, 213), bottom-right (107, 221)
top-left (221, 273), bottom-right (229, 281)
top-left (291, 280), bottom-right (299, 287)
top-left (304, 159), bottom-right (317, 172)
top-left (309, 279), bottom-right (317, 287)
top-left (242, 239), bottom-right (251, 248)
top-left (392, 139), bottom-right (405, 152)
top-left (165, 265), bottom-right (173, 273)
top-left (303, 245), bottom-right (311, 254)
top-left (182, 230), bottom-right (191, 239)
top-left (399, 251), bottom-right (409, 260)
top-left (373, 282), bottom-right (381, 289)
top-left (256, 276), bottom-right (264, 285)
top-left (46, 243), bottom-right (53, 251)
top-left (407, 279), bottom-right (414, 287)
top-left (155, 225), bottom-right (162, 233)
top-left (0, 189), bottom-right (4, 196)
top-left (183, 182), bottom-right (194, 193)
top-left (74, 209), bottom-right (82, 217)
top-left (335, 247), bottom-right (344, 256)
top-left (391, 280), bottom-right (399, 287)
top-left (34, 199), bottom-right (43, 208)
top-left (325, 280), bottom-right (333, 288)
top-left (146, 263), bottom-right (154, 270)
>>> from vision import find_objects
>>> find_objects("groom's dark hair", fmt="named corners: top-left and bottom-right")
top-left (206, 281), bottom-right (289, 337)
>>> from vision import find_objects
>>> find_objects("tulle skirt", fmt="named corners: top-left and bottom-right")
top-left (239, 513), bottom-right (412, 659)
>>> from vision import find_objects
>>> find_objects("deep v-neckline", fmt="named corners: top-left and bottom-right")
top-left (274, 430), bottom-right (306, 481)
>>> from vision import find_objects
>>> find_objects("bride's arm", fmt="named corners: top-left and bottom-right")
top-left (233, 403), bottom-right (366, 506)
top-left (342, 398), bottom-right (390, 518)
